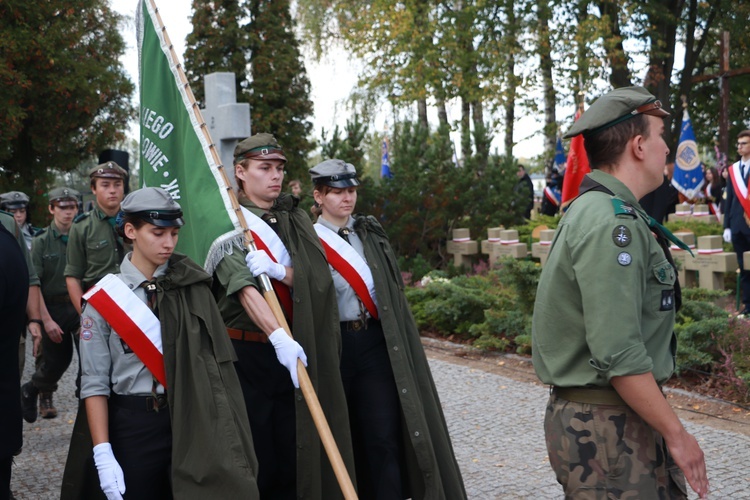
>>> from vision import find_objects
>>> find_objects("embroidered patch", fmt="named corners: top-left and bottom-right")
top-left (612, 225), bottom-right (632, 247)
top-left (81, 330), bottom-right (93, 341)
top-left (81, 317), bottom-right (94, 329)
top-left (617, 252), bottom-right (632, 266)
top-left (660, 289), bottom-right (675, 311)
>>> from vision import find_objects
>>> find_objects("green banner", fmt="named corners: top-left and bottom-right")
top-left (136, 0), bottom-right (242, 272)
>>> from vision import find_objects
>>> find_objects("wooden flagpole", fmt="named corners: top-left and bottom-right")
top-left (146, 2), bottom-right (357, 498)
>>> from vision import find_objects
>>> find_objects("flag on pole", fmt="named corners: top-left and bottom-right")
top-left (553, 136), bottom-right (566, 172)
top-left (561, 107), bottom-right (591, 205)
top-left (672, 109), bottom-right (704, 199)
top-left (136, 0), bottom-right (242, 273)
top-left (380, 138), bottom-right (392, 179)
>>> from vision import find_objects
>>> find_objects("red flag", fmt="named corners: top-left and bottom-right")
top-left (561, 106), bottom-right (591, 205)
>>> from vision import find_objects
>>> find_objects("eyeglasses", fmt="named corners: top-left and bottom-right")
top-left (738, 141), bottom-right (749, 147)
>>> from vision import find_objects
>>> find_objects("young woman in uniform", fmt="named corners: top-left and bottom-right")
top-left (79, 187), bottom-right (258, 500)
top-left (310, 159), bottom-right (466, 500)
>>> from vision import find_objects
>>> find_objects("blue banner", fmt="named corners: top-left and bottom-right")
top-left (554, 136), bottom-right (566, 172)
top-left (672, 109), bottom-right (704, 199)
top-left (380, 138), bottom-right (392, 178)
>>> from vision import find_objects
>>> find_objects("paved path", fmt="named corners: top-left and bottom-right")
top-left (11, 342), bottom-right (750, 498)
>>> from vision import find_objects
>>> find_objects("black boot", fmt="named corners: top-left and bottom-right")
top-left (20, 382), bottom-right (38, 423)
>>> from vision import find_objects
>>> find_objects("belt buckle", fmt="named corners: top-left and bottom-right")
top-left (149, 394), bottom-right (167, 412)
top-left (351, 320), bottom-right (363, 331)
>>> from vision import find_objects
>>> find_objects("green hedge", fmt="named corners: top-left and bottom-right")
top-left (405, 258), bottom-right (750, 402)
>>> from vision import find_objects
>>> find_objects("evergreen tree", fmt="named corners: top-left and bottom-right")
top-left (246, 0), bottom-right (314, 180)
top-left (184, 0), bottom-right (249, 106)
top-left (0, 0), bottom-right (134, 202)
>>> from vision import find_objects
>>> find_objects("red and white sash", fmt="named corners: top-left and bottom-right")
top-left (703, 185), bottom-right (720, 217)
top-left (240, 206), bottom-right (294, 315)
top-left (314, 223), bottom-right (379, 320)
top-left (83, 274), bottom-right (167, 388)
top-left (729, 161), bottom-right (750, 221)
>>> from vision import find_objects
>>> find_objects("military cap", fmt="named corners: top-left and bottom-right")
top-left (0, 191), bottom-right (30, 210)
top-left (88, 161), bottom-right (128, 180)
top-left (564, 86), bottom-right (670, 139)
top-left (309, 159), bottom-right (360, 188)
top-left (234, 133), bottom-right (287, 163)
top-left (49, 187), bottom-right (80, 208)
top-left (120, 187), bottom-right (183, 227)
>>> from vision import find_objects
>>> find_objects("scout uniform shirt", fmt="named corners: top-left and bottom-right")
top-left (32, 221), bottom-right (71, 299)
top-left (532, 170), bottom-right (678, 387)
top-left (79, 255), bottom-right (167, 398)
top-left (213, 201), bottom-right (275, 332)
top-left (1, 211), bottom-right (40, 286)
top-left (65, 204), bottom-right (128, 291)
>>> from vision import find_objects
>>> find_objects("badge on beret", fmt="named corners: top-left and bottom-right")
top-left (617, 252), bottom-right (632, 266)
top-left (612, 225), bottom-right (632, 247)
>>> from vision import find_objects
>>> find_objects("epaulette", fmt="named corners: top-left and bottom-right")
top-left (611, 198), bottom-right (637, 218)
top-left (73, 212), bottom-right (91, 223)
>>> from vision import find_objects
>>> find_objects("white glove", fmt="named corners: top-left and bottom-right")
top-left (93, 442), bottom-right (125, 500)
top-left (723, 228), bottom-right (732, 243)
top-left (268, 328), bottom-right (308, 388)
top-left (245, 250), bottom-right (286, 281)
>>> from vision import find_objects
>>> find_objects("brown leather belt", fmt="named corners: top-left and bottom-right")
top-left (552, 386), bottom-right (627, 406)
top-left (44, 294), bottom-right (71, 304)
top-left (227, 327), bottom-right (268, 343)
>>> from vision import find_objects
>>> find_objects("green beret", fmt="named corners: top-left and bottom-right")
top-left (564, 86), bottom-right (670, 139)
top-left (49, 187), bottom-right (80, 207)
top-left (120, 187), bottom-right (183, 227)
top-left (88, 161), bottom-right (127, 180)
top-left (309, 159), bottom-right (360, 188)
top-left (234, 133), bottom-right (287, 163)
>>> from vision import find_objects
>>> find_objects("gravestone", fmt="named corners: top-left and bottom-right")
top-left (671, 231), bottom-right (697, 288)
top-left (531, 229), bottom-right (556, 266)
top-left (690, 204), bottom-right (714, 224)
top-left (486, 229), bottom-right (528, 264)
top-left (201, 72), bottom-right (251, 190)
top-left (683, 235), bottom-right (737, 290)
top-left (480, 227), bottom-right (503, 266)
top-left (668, 202), bottom-right (692, 223)
top-left (446, 228), bottom-right (478, 267)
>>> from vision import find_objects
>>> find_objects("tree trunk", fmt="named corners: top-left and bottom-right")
top-left (461, 97), bottom-right (472, 159)
top-left (643, 0), bottom-right (684, 154)
top-left (538, 0), bottom-right (557, 169)
top-left (437, 99), bottom-right (448, 127)
top-left (595, 0), bottom-right (632, 88)
top-left (417, 98), bottom-right (428, 129)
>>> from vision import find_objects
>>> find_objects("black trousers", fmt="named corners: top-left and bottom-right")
top-left (340, 320), bottom-right (404, 500)
top-left (31, 302), bottom-right (77, 393)
top-left (233, 340), bottom-right (296, 500)
top-left (108, 395), bottom-right (172, 500)
top-left (732, 231), bottom-right (750, 309)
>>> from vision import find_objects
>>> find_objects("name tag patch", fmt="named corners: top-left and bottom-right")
top-left (660, 289), bottom-right (675, 311)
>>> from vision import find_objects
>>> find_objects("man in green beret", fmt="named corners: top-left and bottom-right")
top-left (20, 188), bottom-right (81, 422)
top-left (62, 161), bottom-right (128, 500)
top-left (532, 86), bottom-right (709, 499)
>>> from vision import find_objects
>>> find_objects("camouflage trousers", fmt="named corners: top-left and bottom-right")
top-left (544, 392), bottom-right (688, 499)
